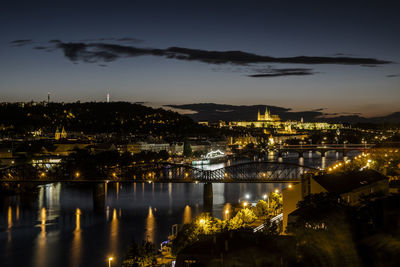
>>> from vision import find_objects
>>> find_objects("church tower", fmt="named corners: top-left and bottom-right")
top-left (55, 128), bottom-right (60, 140)
top-left (265, 107), bottom-right (270, 121)
top-left (61, 127), bottom-right (67, 139)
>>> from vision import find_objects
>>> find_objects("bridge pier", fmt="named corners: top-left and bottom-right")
top-left (93, 183), bottom-right (105, 213)
top-left (203, 182), bottom-right (213, 213)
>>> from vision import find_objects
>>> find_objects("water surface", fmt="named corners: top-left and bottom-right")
top-left (0, 152), bottom-right (356, 267)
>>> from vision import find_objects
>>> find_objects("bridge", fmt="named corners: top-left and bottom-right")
top-left (274, 143), bottom-right (373, 158)
top-left (1, 161), bottom-right (318, 212)
top-left (0, 161), bottom-right (317, 183)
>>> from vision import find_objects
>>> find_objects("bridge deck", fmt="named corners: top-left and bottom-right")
top-left (0, 179), bottom-right (299, 183)
top-left (1, 161), bottom-right (317, 183)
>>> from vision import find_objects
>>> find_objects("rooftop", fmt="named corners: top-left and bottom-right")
top-left (313, 169), bottom-right (387, 194)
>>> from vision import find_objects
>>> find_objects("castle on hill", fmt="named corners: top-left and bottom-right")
top-left (257, 107), bottom-right (280, 122)
top-left (228, 107), bottom-right (342, 132)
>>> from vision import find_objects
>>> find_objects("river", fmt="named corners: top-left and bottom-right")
top-left (0, 151), bottom-right (358, 267)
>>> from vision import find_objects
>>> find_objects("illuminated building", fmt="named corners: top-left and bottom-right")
top-left (54, 127), bottom-right (67, 140)
top-left (227, 107), bottom-right (342, 131)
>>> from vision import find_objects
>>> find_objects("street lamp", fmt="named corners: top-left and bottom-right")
top-left (108, 257), bottom-right (113, 267)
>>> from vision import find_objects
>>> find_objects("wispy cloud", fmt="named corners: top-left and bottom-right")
top-left (10, 39), bottom-right (33, 46)
top-left (12, 38), bottom-right (393, 78)
top-left (21, 40), bottom-right (391, 66)
top-left (248, 68), bottom-right (315, 78)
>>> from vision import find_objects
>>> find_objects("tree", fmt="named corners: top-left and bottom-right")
top-left (227, 208), bottom-right (257, 230)
top-left (254, 200), bottom-right (269, 218)
top-left (121, 240), bottom-right (156, 267)
top-left (286, 193), bottom-right (360, 267)
top-left (286, 193), bottom-right (348, 233)
top-left (171, 223), bottom-right (199, 256)
top-left (260, 219), bottom-right (280, 236)
top-left (183, 138), bottom-right (192, 157)
top-left (268, 192), bottom-right (283, 215)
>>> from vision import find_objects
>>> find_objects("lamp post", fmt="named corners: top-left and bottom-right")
top-left (108, 257), bottom-right (113, 267)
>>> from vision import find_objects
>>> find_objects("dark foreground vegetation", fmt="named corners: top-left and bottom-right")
top-left (168, 192), bottom-right (400, 267)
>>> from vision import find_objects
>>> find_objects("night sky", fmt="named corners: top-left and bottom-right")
top-left (1, 0), bottom-right (399, 116)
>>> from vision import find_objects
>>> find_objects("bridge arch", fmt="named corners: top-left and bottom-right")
top-left (1, 161), bottom-right (317, 183)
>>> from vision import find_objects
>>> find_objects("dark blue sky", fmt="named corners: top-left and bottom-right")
top-left (1, 0), bottom-right (399, 116)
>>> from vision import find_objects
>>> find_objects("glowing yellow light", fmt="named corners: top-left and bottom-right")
top-left (225, 209), bottom-right (229, 214)
top-left (40, 172), bottom-right (46, 177)
top-left (288, 184), bottom-right (293, 189)
top-left (112, 172), bottom-right (117, 177)
top-left (199, 219), bottom-right (205, 225)
top-left (41, 207), bottom-right (46, 225)
top-left (275, 189), bottom-right (279, 193)
top-left (75, 172), bottom-right (80, 178)
top-left (243, 202), bottom-right (248, 207)
top-left (147, 180), bottom-right (152, 184)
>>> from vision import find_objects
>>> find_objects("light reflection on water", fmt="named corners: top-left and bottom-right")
top-left (146, 207), bottom-right (155, 243)
top-left (0, 151), bottom-right (358, 267)
top-left (110, 208), bottom-right (118, 256)
top-left (182, 205), bottom-right (191, 224)
top-left (71, 208), bottom-right (81, 267)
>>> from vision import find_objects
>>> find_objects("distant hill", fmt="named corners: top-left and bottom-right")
top-left (0, 102), bottom-right (206, 137)
top-left (166, 103), bottom-right (400, 124)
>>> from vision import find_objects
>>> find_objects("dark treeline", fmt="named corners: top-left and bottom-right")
top-left (0, 102), bottom-right (225, 138)
top-left (287, 192), bottom-right (400, 267)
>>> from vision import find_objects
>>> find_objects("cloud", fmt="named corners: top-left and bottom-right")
top-left (333, 53), bottom-right (355, 57)
top-left (27, 40), bottom-right (391, 67)
top-left (323, 112), bottom-right (362, 116)
top-left (248, 68), bottom-right (315, 78)
top-left (79, 37), bottom-right (143, 43)
top-left (386, 74), bottom-right (400, 78)
top-left (10, 39), bottom-right (33, 46)
top-left (116, 37), bottom-right (144, 43)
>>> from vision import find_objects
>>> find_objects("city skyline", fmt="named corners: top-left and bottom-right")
top-left (1, 0), bottom-right (400, 116)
